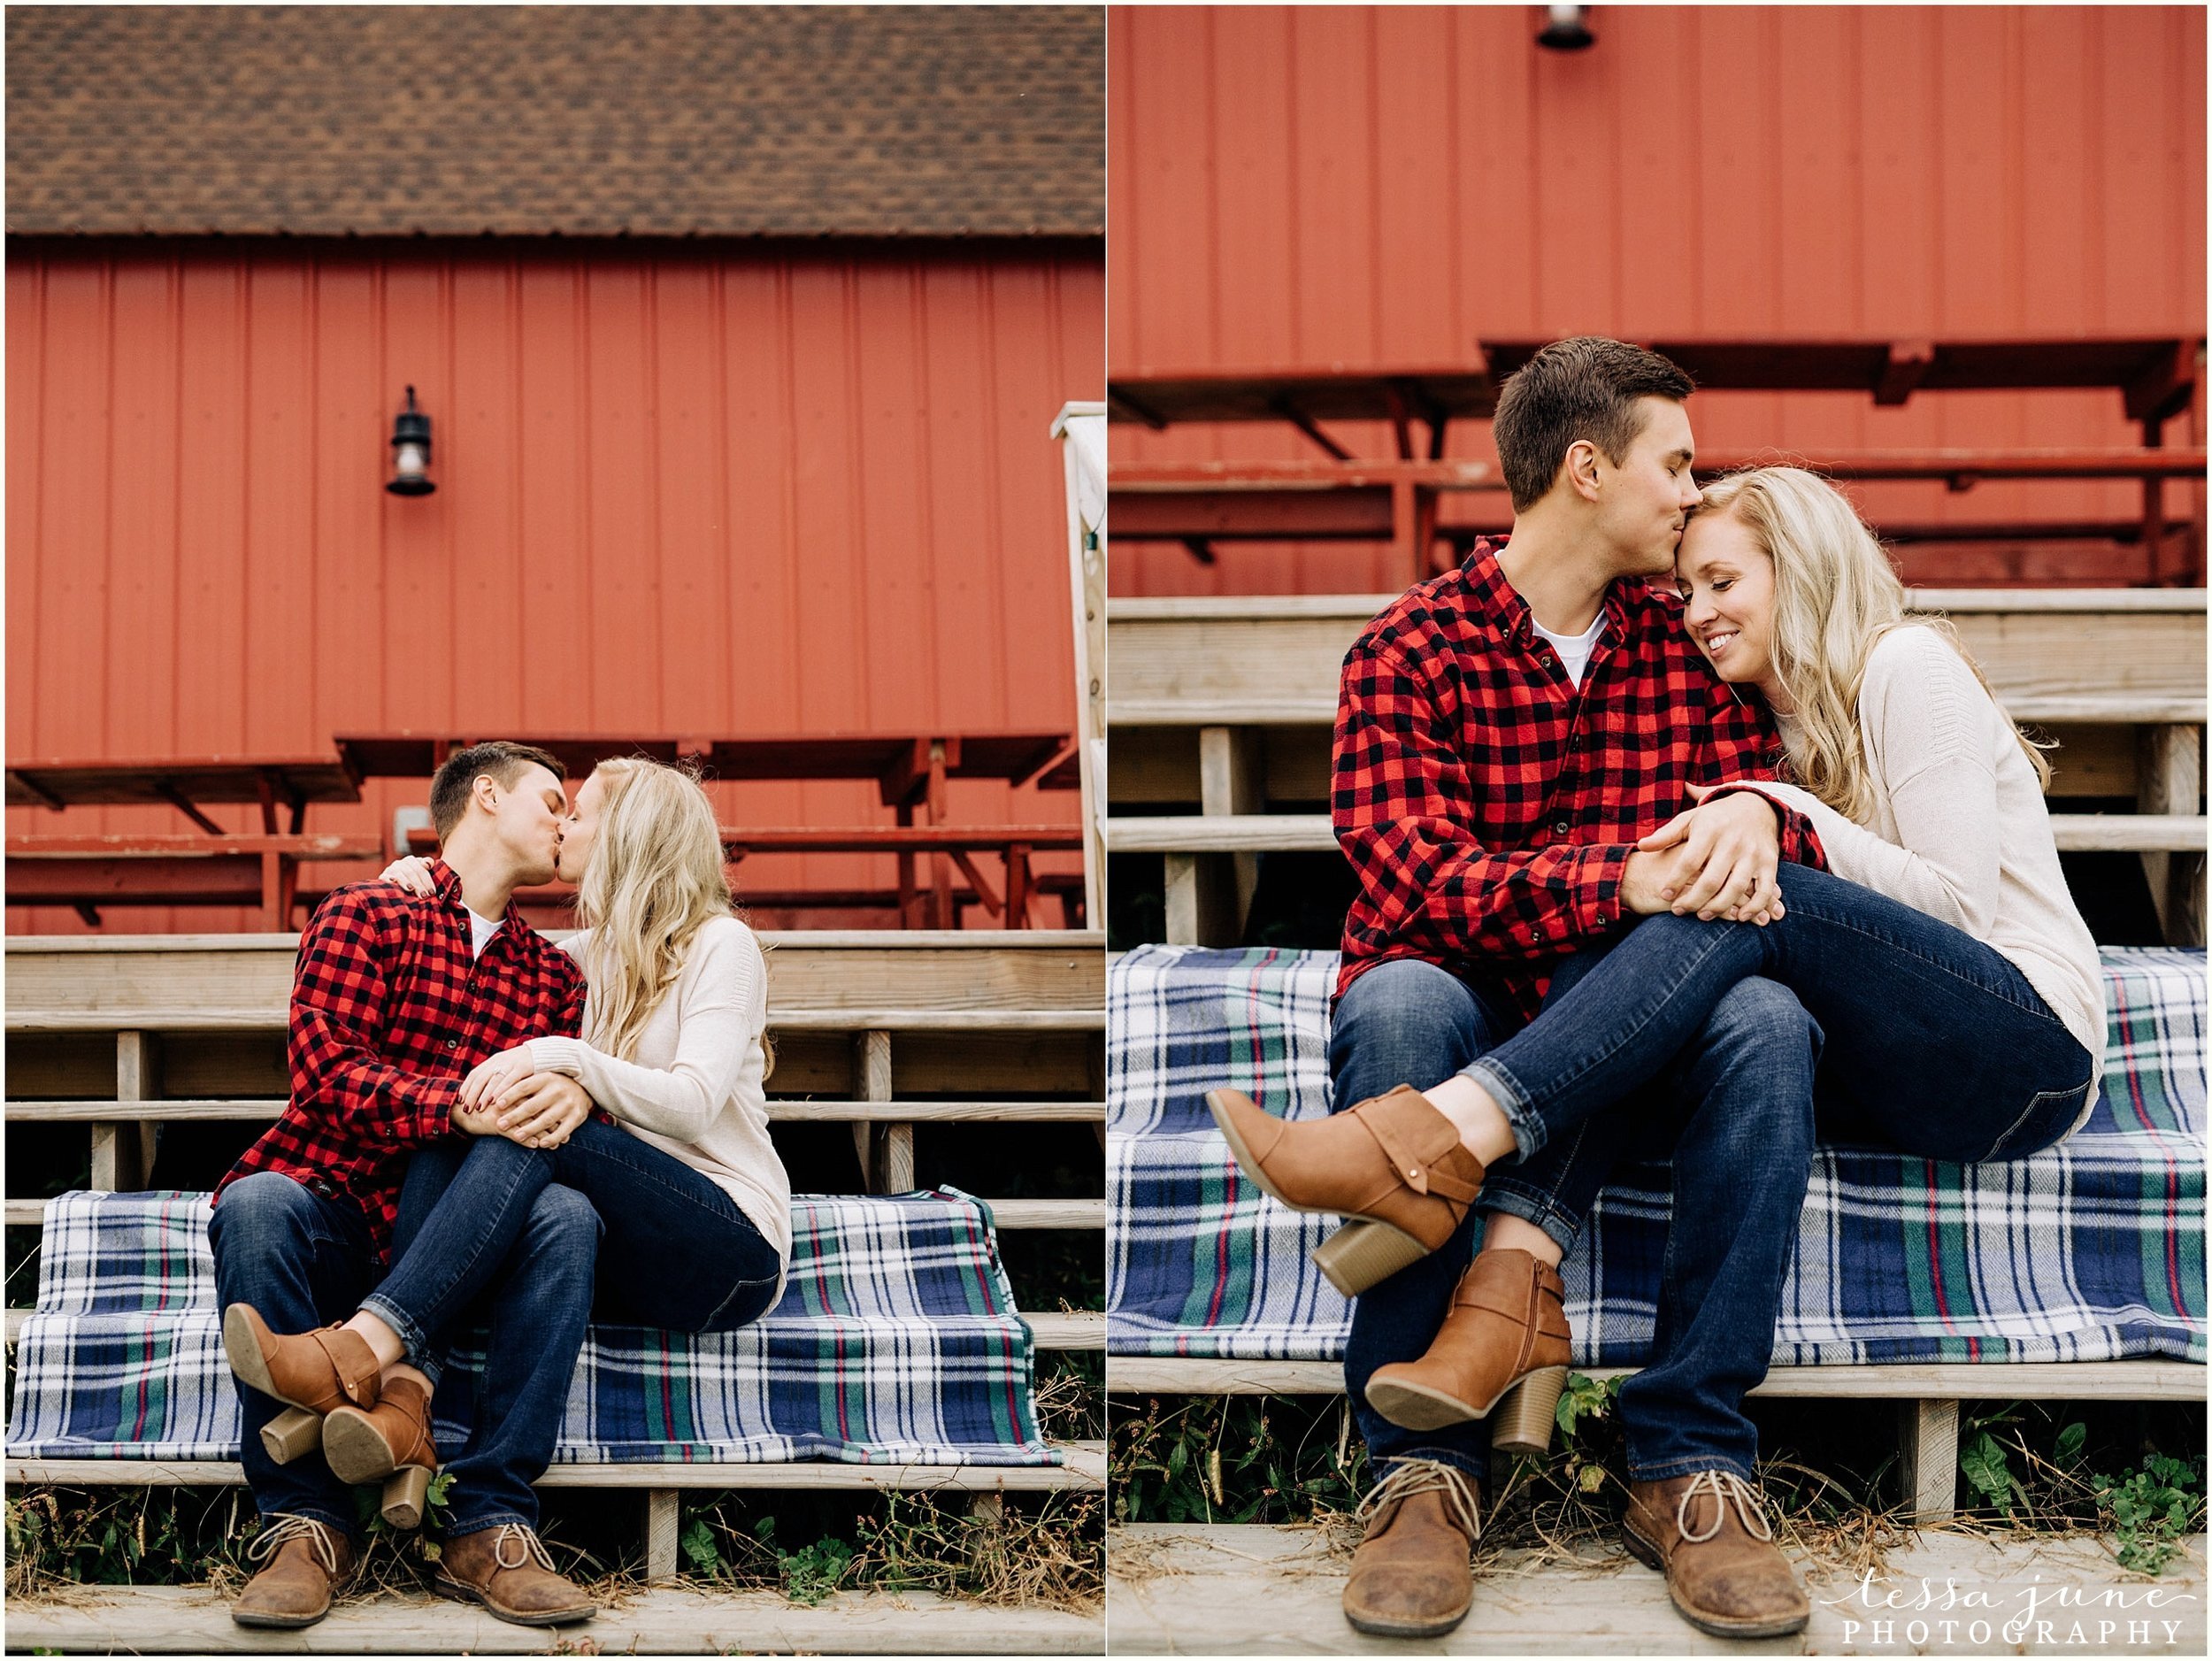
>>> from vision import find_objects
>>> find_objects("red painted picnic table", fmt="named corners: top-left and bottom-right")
top-left (353, 733), bottom-right (1079, 929)
top-left (407, 822), bottom-right (1087, 929)
top-left (5, 755), bottom-right (363, 834)
top-left (6, 833), bottom-right (382, 929)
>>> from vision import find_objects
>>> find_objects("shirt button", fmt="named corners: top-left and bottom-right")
top-left (1553, 820), bottom-right (1571, 836)
top-left (447, 1038), bottom-right (461, 1050)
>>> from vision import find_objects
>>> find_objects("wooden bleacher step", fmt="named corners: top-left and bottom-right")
top-left (1107, 812), bottom-right (2212, 855)
top-left (1107, 1523), bottom-right (2207, 1656)
top-left (4, 1580), bottom-right (1105, 1656)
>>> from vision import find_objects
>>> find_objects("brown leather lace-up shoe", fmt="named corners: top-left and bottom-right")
top-left (1364, 1248), bottom-right (1572, 1454)
top-left (232, 1514), bottom-right (358, 1629)
top-left (322, 1375), bottom-right (440, 1528)
top-left (1340, 1458), bottom-right (1485, 1637)
top-left (1207, 1084), bottom-right (1486, 1296)
top-left (434, 1523), bottom-right (597, 1626)
top-left (1624, 1470), bottom-right (1810, 1638)
top-left (221, 1304), bottom-right (380, 1425)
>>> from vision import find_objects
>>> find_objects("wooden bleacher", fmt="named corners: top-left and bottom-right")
top-left (1106, 588), bottom-right (2208, 950)
top-left (1102, 586), bottom-right (2206, 1526)
top-left (3, 928), bottom-right (1106, 1597)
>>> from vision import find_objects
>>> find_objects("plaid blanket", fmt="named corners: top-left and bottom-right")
top-left (7, 1188), bottom-right (1057, 1466)
top-left (1109, 945), bottom-right (2207, 1367)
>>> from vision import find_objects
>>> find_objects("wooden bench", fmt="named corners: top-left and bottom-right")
top-left (4, 930), bottom-right (1106, 1582)
top-left (6, 834), bottom-right (384, 932)
top-left (1106, 588), bottom-right (2208, 946)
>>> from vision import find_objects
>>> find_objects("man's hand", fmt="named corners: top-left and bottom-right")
top-left (492, 1073), bottom-right (593, 1150)
top-left (1633, 788), bottom-right (1786, 924)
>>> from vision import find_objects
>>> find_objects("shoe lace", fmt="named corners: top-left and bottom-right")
top-left (247, 1513), bottom-right (339, 1575)
top-left (491, 1523), bottom-right (558, 1573)
top-left (1674, 1470), bottom-right (1774, 1545)
top-left (1356, 1457), bottom-right (1483, 1543)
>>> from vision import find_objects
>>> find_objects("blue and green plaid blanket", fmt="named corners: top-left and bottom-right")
top-left (8, 1188), bottom-right (1057, 1466)
top-left (1109, 945), bottom-right (2207, 1367)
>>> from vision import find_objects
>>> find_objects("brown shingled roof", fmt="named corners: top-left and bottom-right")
top-left (7, 5), bottom-right (1102, 237)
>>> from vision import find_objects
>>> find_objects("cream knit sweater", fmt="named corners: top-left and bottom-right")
top-left (1729, 624), bottom-right (2106, 1127)
top-left (525, 916), bottom-right (793, 1289)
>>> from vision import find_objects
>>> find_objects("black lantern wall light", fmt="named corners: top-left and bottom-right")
top-left (385, 386), bottom-right (435, 496)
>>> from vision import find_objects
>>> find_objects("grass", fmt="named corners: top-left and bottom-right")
top-left (1108, 1381), bottom-right (2208, 1582)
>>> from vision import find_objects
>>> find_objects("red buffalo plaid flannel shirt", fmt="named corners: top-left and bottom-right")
top-left (215, 859), bottom-right (587, 1258)
top-left (1334, 539), bottom-right (1826, 1018)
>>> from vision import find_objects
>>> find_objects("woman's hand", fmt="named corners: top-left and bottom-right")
top-left (459, 1046), bottom-right (537, 1111)
top-left (493, 1073), bottom-right (594, 1150)
top-left (380, 854), bottom-right (437, 896)
top-left (1640, 785), bottom-right (1785, 925)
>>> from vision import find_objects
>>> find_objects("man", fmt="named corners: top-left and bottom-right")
top-left (1242, 339), bottom-right (1827, 1640)
top-left (210, 742), bottom-right (602, 1629)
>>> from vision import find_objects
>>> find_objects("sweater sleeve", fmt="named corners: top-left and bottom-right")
top-left (525, 923), bottom-right (765, 1143)
top-left (1721, 629), bottom-right (2003, 934)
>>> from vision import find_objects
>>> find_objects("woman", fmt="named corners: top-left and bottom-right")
top-left (223, 757), bottom-right (790, 1526)
top-left (1210, 466), bottom-right (2104, 1445)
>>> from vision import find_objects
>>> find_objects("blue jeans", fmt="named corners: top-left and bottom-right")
top-left (209, 1173), bottom-right (384, 1540)
top-left (1330, 944), bottom-right (1822, 1487)
top-left (1465, 863), bottom-right (2098, 1170)
top-left (358, 1117), bottom-right (783, 1536)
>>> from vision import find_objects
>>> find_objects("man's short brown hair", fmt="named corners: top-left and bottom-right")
top-left (1492, 337), bottom-right (1696, 511)
top-left (428, 742), bottom-right (566, 841)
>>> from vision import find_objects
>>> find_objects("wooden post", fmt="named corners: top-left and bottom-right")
top-left (850, 1029), bottom-right (912, 1193)
top-left (2139, 724), bottom-right (2205, 946)
top-left (1897, 1399), bottom-right (1960, 1526)
top-left (92, 1030), bottom-right (154, 1191)
top-left (645, 1489), bottom-right (680, 1582)
top-left (1163, 854), bottom-right (1199, 946)
top-left (1055, 404), bottom-right (1109, 932)
top-left (1194, 726), bottom-right (1263, 945)
top-left (928, 742), bottom-right (954, 930)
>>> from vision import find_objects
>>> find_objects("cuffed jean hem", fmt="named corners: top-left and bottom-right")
top-left (1460, 1056), bottom-right (1543, 1160)
top-left (442, 1511), bottom-right (539, 1540)
top-left (1625, 1451), bottom-right (1760, 1485)
top-left (1369, 1445), bottom-right (1488, 1487)
top-left (257, 1504), bottom-right (360, 1545)
top-left (356, 1292), bottom-right (443, 1384)
top-left (1476, 1178), bottom-right (1581, 1255)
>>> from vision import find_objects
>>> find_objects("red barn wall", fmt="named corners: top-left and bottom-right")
top-left (1108, 4), bottom-right (2207, 596)
top-left (7, 242), bottom-right (1103, 932)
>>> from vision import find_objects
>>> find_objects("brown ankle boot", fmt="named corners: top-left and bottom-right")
top-left (434, 1523), bottom-right (597, 1626)
top-left (1340, 1458), bottom-right (1484, 1637)
top-left (322, 1375), bottom-right (440, 1527)
top-left (222, 1304), bottom-right (380, 1419)
top-left (232, 1514), bottom-right (358, 1629)
top-left (1364, 1249), bottom-right (1572, 1452)
top-left (1624, 1471), bottom-right (1809, 1638)
top-left (1208, 1085), bottom-right (1485, 1296)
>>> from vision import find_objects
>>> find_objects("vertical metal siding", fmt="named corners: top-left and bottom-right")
top-left (7, 243), bottom-right (1102, 931)
top-left (1109, 4), bottom-right (2206, 596)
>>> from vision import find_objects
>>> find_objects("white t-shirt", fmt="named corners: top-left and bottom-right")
top-left (1532, 611), bottom-right (1607, 688)
top-left (466, 908), bottom-right (503, 957)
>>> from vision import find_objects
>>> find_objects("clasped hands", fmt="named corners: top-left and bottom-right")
top-left (1619, 785), bottom-right (1786, 926)
top-left (450, 1047), bottom-right (591, 1150)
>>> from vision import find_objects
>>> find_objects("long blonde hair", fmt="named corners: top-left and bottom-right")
top-left (575, 757), bottom-right (740, 1064)
top-left (1692, 467), bottom-right (2052, 820)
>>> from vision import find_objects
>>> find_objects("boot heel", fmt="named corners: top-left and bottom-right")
top-left (1487, 1365), bottom-right (1568, 1459)
top-left (1311, 1219), bottom-right (1432, 1297)
top-left (381, 1465), bottom-right (434, 1530)
top-left (260, 1406), bottom-right (322, 1465)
